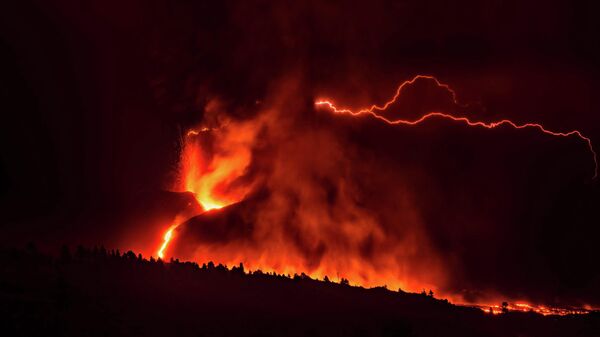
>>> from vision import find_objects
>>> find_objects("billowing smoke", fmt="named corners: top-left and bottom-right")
top-left (159, 71), bottom-right (599, 308)
top-left (168, 77), bottom-right (447, 295)
top-left (3, 0), bottom-right (599, 311)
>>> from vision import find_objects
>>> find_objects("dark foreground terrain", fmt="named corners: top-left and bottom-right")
top-left (0, 246), bottom-right (598, 337)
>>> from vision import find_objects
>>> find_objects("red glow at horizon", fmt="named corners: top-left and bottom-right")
top-left (473, 302), bottom-right (592, 316)
top-left (316, 75), bottom-right (598, 179)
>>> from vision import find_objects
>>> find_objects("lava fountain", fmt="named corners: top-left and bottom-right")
top-left (156, 117), bottom-right (259, 259)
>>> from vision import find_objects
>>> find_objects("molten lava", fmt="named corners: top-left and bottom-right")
top-left (156, 117), bottom-right (258, 258)
top-left (179, 118), bottom-right (259, 211)
top-left (473, 302), bottom-right (592, 316)
top-left (157, 224), bottom-right (176, 259)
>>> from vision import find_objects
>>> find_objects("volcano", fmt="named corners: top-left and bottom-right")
top-left (3, 1), bottom-right (600, 335)
top-left (170, 197), bottom-right (258, 258)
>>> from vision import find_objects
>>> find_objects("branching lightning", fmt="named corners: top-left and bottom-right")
top-left (316, 75), bottom-right (598, 179)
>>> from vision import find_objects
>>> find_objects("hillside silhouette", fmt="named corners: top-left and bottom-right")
top-left (1, 245), bottom-right (598, 337)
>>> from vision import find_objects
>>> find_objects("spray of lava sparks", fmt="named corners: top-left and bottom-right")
top-left (156, 116), bottom-right (259, 259)
top-left (154, 76), bottom-right (597, 314)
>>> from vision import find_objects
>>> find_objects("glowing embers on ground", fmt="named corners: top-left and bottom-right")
top-left (473, 302), bottom-right (592, 316)
top-left (316, 75), bottom-right (598, 179)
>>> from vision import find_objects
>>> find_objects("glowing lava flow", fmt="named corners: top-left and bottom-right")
top-left (472, 302), bottom-right (593, 316)
top-left (316, 75), bottom-right (598, 179)
top-left (157, 224), bottom-right (177, 259)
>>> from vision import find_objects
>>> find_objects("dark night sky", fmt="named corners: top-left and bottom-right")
top-left (1, 0), bottom-right (600, 306)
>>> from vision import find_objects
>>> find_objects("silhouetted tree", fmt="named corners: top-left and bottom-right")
top-left (124, 250), bottom-right (136, 260)
top-left (26, 241), bottom-right (37, 255)
top-left (99, 245), bottom-right (107, 257)
top-left (76, 245), bottom-right (87, 259)
top-left (60, 245), bottom-right (71, 262)
top-left (1, 244), bottom-right (591, 337)
top-left (232, 262), bottom-right (245, 275)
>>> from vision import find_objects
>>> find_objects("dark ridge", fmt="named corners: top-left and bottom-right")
top-left (1, 244), bottom-right (598, 337)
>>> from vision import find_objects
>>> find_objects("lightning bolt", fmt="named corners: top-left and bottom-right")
top-left (316, 75), bottom-right (598, 179)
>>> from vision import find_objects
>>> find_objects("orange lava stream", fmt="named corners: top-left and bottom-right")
top-left (157, 224), bottom-right (177, 259)
top-left (155, 195), bottom-right (230, 259)
top-left (472, 302), bottom-right (593, 316)
top-left (315, 75), bottom-right (598, 179)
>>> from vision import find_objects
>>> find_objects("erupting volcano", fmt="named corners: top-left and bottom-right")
top-left (6, 1), bottom-right (600, 335)
top-left (155, 75), bottom-right (598, 313)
